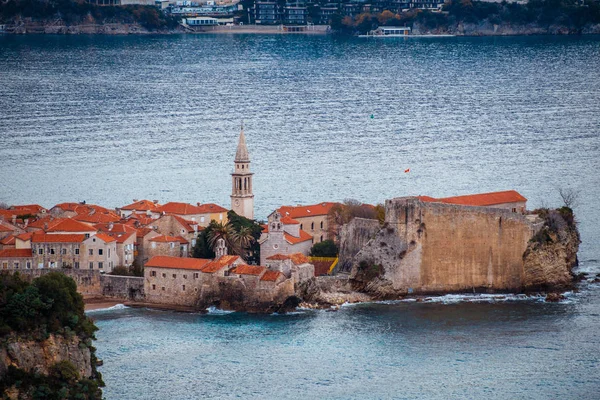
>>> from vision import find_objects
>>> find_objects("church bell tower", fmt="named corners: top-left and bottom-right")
top-left (231, 125), bottom-right (254, 220)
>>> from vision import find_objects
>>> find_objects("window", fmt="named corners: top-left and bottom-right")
top-left (194, 273), bottom-right (199, 279)
top-left (89, 249), bottom-right (93, 256)
top-left (99, 249), bottom-right (103, 256)
top-left (74, 262), bottom-right (79, 269)
top-left (75, 248), bottom-right (79, 255)
top-left (152, 242), bottom-right (156, 248)
top-left (26, 262), bottom-right (31, 269)
top-left (38, 248), bottom-right (43, 255)
top-left (162, 287), bottom-right (165, 291)
top-left (151, 271), bottom-right (156, 277)
top-left (152, 284), bottom-right (156, 290)
top-left (512, 208), bottom-right (517, 212)
top-left (183, 274), bottom-right (187, 279)
top-left (50, 248), bottom-right (55, 255)
top-left (172, 274), bottom-right (176, 278)
top-left (89, 262), bottom-right (94, 269)
top-left (108, 249), bottom-right (111, 257)
top-left (300, 224), bottom-right (303, 230)
top-left (162, 273), bottom-right (166, 278)
top-left (14, 262), bottom-right (19, 269)
top-left (320, 235), bottom-right (323, 242)
top-left (201, 216), bottom-right (205, 223)
top-left (85, 234), bottom-right (90, 238)
top-left (320, 221), bottom-right (324, 229)
top-left (311, 222), bottom-right (314, 230)
top-left (61, 248), bottom-right (66, 255)
top-left (98, 262), bottom-right (103, 269)
top-left (170, 243), bottom-right (175, 249)
top-left (182, 285), bottom-right (186, 291)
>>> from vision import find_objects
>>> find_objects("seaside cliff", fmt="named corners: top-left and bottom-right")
top-left (298, 198), bottom-right (580, 306)
top-left (0, 272), bottom-right (103, 399)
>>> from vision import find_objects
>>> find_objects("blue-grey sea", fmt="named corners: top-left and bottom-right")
top-left (1, 34), bottom-right (599, 399)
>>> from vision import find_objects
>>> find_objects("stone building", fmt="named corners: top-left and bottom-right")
top-left (276, 202), bottom-right (339, 243)
top-left (94, 222), bottom-right (137, 268)
top-left (146, 235), bottom-right (189, 259)
top-left (417, 190), bottom-right (527, 213)
top-left (264, 252), bottom-right (315, 284)
top-left (258, 211), bottom-right (313, 265)
top-left (117, 199), bottom-right (161, 218)
top-left (153, 202), bottom-right (228, 227)
top-left (230, 126), bottom-right (254, 220)
top-left (0, 249), bottom-right (33, 270)
top-left (134, 227), bottom-right (160, 266)
top-left (146, 214), bottom-right (199, 247)
top-left (83, 233), bottom-right (119, 273)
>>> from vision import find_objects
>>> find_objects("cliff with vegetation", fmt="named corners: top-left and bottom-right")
top-left (331, 0), bottom-right (600, 35)
top-left (0, 272), bottom-right (103, 399)
top-left (333, 197), bottom-right (580, 299)
top-left (0, 0), bottom-right (178, 34)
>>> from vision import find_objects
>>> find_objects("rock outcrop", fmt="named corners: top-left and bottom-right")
top-left (338, 198), bottom-right (579, 299)
top-left (0, 334), bottom-right (93, 380)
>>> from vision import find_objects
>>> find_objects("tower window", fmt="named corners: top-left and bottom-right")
top-left (311, 222), bottom-right (314, 230)
top-left (242, 165), bottom-right (244, 169)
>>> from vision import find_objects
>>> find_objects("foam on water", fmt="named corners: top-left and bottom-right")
top-left (85, 304), bottom-right (127, 313)
top-left (205, 306), bottom-right (235, 315)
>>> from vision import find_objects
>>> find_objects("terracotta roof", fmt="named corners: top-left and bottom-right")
top-left (196, 203), bottom-right (228, 214)
top-left (74, 212), bottom-right (120, 224)
top-left (172, 215), bottom-right (198, 233)
top-left (0, 210), bottom-right (18, 220)
top-left (26, 216), bottom-right (55, 229)
top-left (266, 254), bottom-right (290, 261)
top-left (16, 232), bottom-right (33, 241)
top-left (260, 270), bottom-right (284, 282)
top-left (149, 235), bottom-right (187, 243)
top-left (281, 216), bottom-right (300, 224)
top-left (278, 202), bottom-right (339, 219)
top-left (0, 249), bottom-right (32, 258)
top-left (45, 218), bottom-right (97, 233)
top-left (0, 235), bottom-right (16, 245)
top-left (120, 200), bottom-right (161, 211)
top-left (284, 230), bottom-right (313, 245)
top-left (52, 203), bottom-right (112, 215)
top-left (155, 202), bottom-right (204, 215)
top-left (231, 264), bottom-right (265, 276)
top-left (125, 215), bottom-right (155, 226)
top-left (420, 190), bottom-right (527, 207)
top-left (201, 255), bottom-right (241, 273)
top-left (93, 233), bottom-right (117, 243)
top-left (94, 222), bottom-right (137, 234)
top-left (0, 222), bottom-right (14, 232)
top-left (10, 204), bottom-right (46, 214)
top-left (290, 253), bottom-right (310, 265)
top-left (136, 227), bottom-right (156, 239)
top-left (102, 231), bottom-right (136, 244)
top-left (145, 256), bottom-right (211, 270)
top-left (31, 233), bottom-right (86, 243)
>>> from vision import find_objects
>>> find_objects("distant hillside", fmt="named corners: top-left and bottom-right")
top-left (0, 0), bottom-right (178, 32)
top-left (331, 0), bottom-right (600, 35)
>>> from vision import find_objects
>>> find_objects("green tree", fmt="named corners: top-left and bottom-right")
top-left (310, 240), bottom-right (339, 257)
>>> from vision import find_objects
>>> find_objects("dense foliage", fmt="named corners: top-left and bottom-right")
top-left (0, 272), bottom-right (96, 340)
top-left (193, 211), bottom-right (264, 264)
top-left (331, 0), bottom-right (600, 34)
top-left (0, 0), bottom-right (178, 30)
top-left (309, 239), bottom-right (339, 257)
top-left (1, 361), bottom-right (103, 400)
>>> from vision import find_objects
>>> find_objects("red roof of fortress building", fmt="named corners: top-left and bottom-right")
top-left (149, 235), bottom-right (189, 244)
top-left (31, 233), bottom-right (87, 243)
top-left (280, 216), bottom-right (300, 224)
top-left (260, 270), bottom-right (284, 282)
top-left (120, 200), bottom-right (161, 211)
top-left (278, 202), bottom-right (339, 219)
top-left (285, 231), bottom-right (313, 245)
top-left (0, 236), bottom-right (16, 245)
top-left (94, 233), bottom-right (117, 243)
top-left (145, 256), bottom-right (211, 270)
top-left (0, 249), bottom-right (32, 258)
top-left (201, 255), bottom-right (242, 273)
top-left (10, 204), bottom-right (46, 214)
top-left (418, 190), bottom-right (527, 207)
top-left (231, 264), bottom-right (266, 276)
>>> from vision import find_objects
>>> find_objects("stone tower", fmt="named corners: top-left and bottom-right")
top-left (215, 237), bottom-right (228, 258)
top-left (230, 125), bottom-right (254, 219)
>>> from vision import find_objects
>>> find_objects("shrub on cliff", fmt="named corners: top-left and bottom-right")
top-left (310, 240), bottom-right (339, 257)
top-left (0, 272), bottom-right (97, 340)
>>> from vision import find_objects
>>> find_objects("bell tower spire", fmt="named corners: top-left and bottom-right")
top-left (231, 124), bottom-right (254, 219)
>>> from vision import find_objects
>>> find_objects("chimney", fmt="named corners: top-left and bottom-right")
top-left (44, 222), bottom-right (48, 231)
top-left (134, 221), bottom-right (140, 228)
top-left (133, 199), bottom-right (138, 203)
top-left (24, 218), bottom-right (29, 227)
top-left (108, 222), bottom-right (114, 231)
top-left (153, 200), bottom-right (159, 204)
top-left (197, 202), bottom-right (202, 207)
top-left (12, 215), bottom-right (17, 225)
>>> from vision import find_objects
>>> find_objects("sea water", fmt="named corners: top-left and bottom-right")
top-left (1, 34), bottom-right (599, 398)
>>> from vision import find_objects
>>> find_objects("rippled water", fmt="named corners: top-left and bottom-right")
top-left (1, 34), bottom-right (600, 398)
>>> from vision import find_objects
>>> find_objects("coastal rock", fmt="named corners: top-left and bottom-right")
top-left (545, 292), bottom-right (566, 302)
top-left (0, 334), bottom-right (93, 379)
top-left (296, 276), bottom-right (373, 307)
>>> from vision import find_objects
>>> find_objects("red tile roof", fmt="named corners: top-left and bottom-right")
top-left (31, 233), bottom-right (86, 243)
top-left (155, 202), bottom-right (204, 215)
top-left (74, 212), bottom-right (120, 224)
top-left (10, 204), bottom-right (46, 214)
top-left (196, 203), bottom-right (228, 214)
top-left (120, 200), bottom-right (161, 211)
top-left (0, 210), bottom-right (18, 220)
top-left (266, 254), bottom-right (290, 261)
top-left (136, 227), bottom-right (156, 239)
top-left (260, 270), bottom-right (284, 282)
top-left (419, 190), bottom-right (527, 207)
top-left (93, 233), bottom-right (117, 243)
top-left (45, 218), bottom-right (97, 233)
top-left (0, 249), bottom-right (32, 258)
top-left (16, 232), bottom-right (33, 241)
top-left (278, 202), bottom-right (339, 219)
top-left (94, 223), bottom-right (137, 234)
top-left (231, 264), bottom-right (266, 276)
top-left (290, 253), bottom-right (310, 265)
top-left (172, 215), bottom-right (198, 233)
top-left (145, 256), bottom-right (211, 270)
top-left (201, 255), bottom-right (241, 273)
top-left (284, 230), bottom-right (313, 245)
top-left (102, 231), bottom-right (136, 244)
top-left (0, 235), bottom-right (16, 245)
top-left (281, 216), bottom-right (300, 224)
top-left (149, 235), bottom-right (188, 244)
top-left (0, 222), bottom-right (14, 232)
top-left (52, 203), bottom-right (112, 215)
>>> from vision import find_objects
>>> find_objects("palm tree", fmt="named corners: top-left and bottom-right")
top-left (232, 226), bottom-right (255, 259)
top-left (207, 222), bottom-right (238, 255)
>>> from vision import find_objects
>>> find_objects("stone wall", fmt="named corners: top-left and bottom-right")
top-left (13, 269), bottom-right (144, 300)
top-left (337, 217), bottom-right (380, 273)
top-left (348, 197), bottom-right (545, 297)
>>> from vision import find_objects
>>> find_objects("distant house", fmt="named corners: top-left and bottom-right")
top-left (154, 202), bottom-right (228, 227)
top-left (265, 252), bottom-right (314, 283)
top-left (418, 190), bottom-right (527, 213)
top-left (146, 214), bottom-right (200, 248)
top-left (258, 211), bottom-right (313, 265)
top-left (117, 199), bottom-right (161, 219)
top-left (0, 249), bottom-right (33, 270)
top-left (146, 235), bottom-right (190, 259)
top-left (276, 202), bottom-right (339, 243)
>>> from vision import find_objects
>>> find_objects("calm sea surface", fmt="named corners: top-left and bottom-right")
top-left (1, 34), bottom-right (599, 399)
